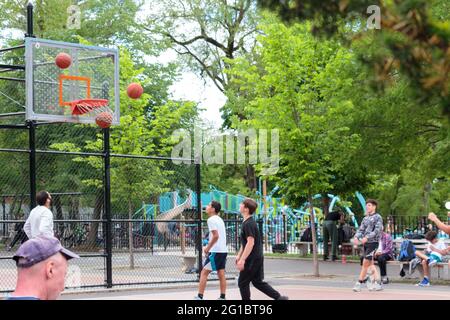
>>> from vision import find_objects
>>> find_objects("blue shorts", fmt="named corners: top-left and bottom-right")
top-left (203, 252), bottom-right (227, 271)
top-left (426, 253), bottom-right (442, 263)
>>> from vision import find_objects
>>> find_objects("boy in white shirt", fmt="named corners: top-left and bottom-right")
top-left (415, 231), bottom-right (449, 286)
top-left (195, 201), bottom-right (228, 300)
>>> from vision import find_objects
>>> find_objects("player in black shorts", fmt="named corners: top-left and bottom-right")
top-left (236, 199), bottom-right (288, 300)
top-left (352, 199), bottom-right (384, 292)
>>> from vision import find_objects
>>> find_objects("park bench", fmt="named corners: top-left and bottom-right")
top-left (384, 238), bottom-right (450, 280)
top-left (292, 241), bottom-right (355, 256)
top-left (180, 254), bottom-right (198, 273)
top-left (292, 242), bottom-right (312, 256)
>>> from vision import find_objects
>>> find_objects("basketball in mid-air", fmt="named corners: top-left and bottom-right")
top-left (127, 82), bottom-right (143, 99)
top-left (55, 52), bottom-right (72, 69)
top-left (95, 111), bottom-right (113, 129)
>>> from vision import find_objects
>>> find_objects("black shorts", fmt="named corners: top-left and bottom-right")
top-left (362, 242), bottom-right (378, 260)
top-left (203, 252), bottom-right (227, 271)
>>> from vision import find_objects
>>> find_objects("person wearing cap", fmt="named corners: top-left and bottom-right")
top-left (24, 191), bottom-right (54, 239)
top-left (6, 235), bottom-right (79, 300)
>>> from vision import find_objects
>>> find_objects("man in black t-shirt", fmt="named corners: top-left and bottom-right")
top-left (323, 210), bottom-right (344, 261)
top-left (236, 199), bottom-right (288, 300)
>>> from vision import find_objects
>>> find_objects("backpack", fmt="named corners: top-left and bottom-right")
top-left (300, 227), bottom-right (312, 242)
top-left (397, 240), bottom-right (416, 261)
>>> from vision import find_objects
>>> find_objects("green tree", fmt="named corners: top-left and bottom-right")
top-left (258, 0), bottom-right (450, 117)
top-left (226, 21), bottom-right (365, 275)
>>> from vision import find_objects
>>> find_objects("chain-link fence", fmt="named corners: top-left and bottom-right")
top-left (0, 115), bottom-right (212, 292)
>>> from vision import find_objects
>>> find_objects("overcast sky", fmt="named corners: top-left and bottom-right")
top-left (151, 48), bottom-right (226, 129)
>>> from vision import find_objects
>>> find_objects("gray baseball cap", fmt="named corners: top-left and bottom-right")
top-left (13, 235), bottom-right (79, 268)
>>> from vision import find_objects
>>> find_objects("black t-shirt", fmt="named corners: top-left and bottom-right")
top-left (240, 216), bottom-right (263, 261)
top-left (325, 211), bottom-right (341, 221)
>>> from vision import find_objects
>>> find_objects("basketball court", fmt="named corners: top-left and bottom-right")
top-left (63, 277), bottom-right (450, 300)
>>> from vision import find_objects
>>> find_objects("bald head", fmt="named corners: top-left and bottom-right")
top-left (14, 252), bottom-right (68, 300)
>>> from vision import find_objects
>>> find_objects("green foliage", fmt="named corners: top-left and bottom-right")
top-left (225, 21), bottom-right (367, 206)
top-left (258, 0), bottom-right (450, 117)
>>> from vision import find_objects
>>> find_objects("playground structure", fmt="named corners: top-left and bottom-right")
top-left (132, 184), bottom-right (369, 252)
top-left (132, 184), bottom-right (448, 252)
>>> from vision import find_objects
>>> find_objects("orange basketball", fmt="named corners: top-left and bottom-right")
top-left (55, 52), bottom-right (72, 69)
top-left (95, 112), bottom-right (113, 129)
top-left (127, 83), bottom-right (143, 99)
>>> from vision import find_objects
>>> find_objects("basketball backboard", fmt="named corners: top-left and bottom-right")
top-left (25, 38), bottom-right (119, 125)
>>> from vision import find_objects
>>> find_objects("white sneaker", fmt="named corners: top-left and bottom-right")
top-left (369, 282), bottom-right (383, 291)
top-left (366, 277), bottom-right (374, 290)
top-left (194, 296), bottom-right (203, 300)
top-left (353, 282), bottom-right (362, 292)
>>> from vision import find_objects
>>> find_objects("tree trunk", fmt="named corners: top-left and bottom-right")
top-left (309, 195), bottom-right (319, 277)
top-left (53, 195), bottom-right (64, 237)
top-left (423, 182), bottom-right (432, 215)
top-left (263, 179), bottom-right (268, 252)
top-left (323, 195), bottom-right (330, 217)
top-left (69, 196), bottom-right (79, 220)
top-left (245, 165), bottom-right (257, 190)
top-left (86, 191), bottom-right (102, 248)
top-left (181, 214), bottom-right (185, 255)
top-left (128, 199), bottom-right (135, 269)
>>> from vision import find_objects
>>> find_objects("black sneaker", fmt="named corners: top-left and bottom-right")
top-left (277, 296), bottom-right (289, 300)
top-left (323, 255), bottom-right (329, 261)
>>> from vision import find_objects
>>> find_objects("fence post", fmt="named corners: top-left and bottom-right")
top-left (25, 1), bottom-right (36, 211)
top-left (235, 220), bottom-right (238, 252)
top-left (195, 163), bottom-right (202, 279)
top-left (103, 128), bottom-right (112, 288)
top-left (2, 198), bottom-right (5, 237)
top-left (28, 121), bottom-right (36, 208)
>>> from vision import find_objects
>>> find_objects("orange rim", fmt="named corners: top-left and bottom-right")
top-left (68, 99), bottom-right (109, 115)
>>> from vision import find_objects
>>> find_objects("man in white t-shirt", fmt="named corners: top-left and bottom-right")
top-left (24, 191), bottom-right (54, 239)
top-left (195, 201), bottom-right (227, 300)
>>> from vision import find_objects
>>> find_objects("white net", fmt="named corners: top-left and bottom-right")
top-left (69, 99), bottom-right (113, 127)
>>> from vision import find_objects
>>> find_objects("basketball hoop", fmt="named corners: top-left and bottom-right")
top-left (68, 99), bottom-right (110, 115)
top-left (68, 99), bottom-right (113, 128)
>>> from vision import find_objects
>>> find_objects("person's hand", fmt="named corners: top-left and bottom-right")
top-left (236, 259), bottom-right (245, 271)
top-left (375, 251), bottom-right (381, 257)
top-left (353, 237), bottom-right (359, 245)
top-left (361, 237), bottom-right (368, 245)
top-left (203, 246), bottom-right (209, 255)
top-left (428, 212), bottom-right (438, 222)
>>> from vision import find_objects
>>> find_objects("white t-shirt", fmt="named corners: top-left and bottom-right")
top-left (23, 206), bottom-right (54, 239)
top-left (207, 215), bottom-right (227, 253)
top-left (427, 240), bottom-right (447, 259)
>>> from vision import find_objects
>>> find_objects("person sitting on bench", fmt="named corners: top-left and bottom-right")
top-left (415, 231), bottom-right (450, 287)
